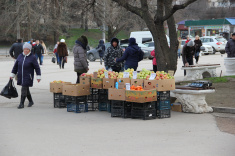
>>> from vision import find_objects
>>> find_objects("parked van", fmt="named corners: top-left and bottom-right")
top-left (130, 31), bottom-right (170, 45)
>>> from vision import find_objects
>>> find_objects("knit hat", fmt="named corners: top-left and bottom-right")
top-left (129, 38), bottom-right (137, 45)
top-left (232, 32), bottom-right (235, 36)
top-left (60, 39), bottom-right (65, 43)
top-left (77, 35), bottom-right (88, 47)
top-left (187, 40), bottom-right (195, 47)
top-left (23, 43), bottom-right (32, 50)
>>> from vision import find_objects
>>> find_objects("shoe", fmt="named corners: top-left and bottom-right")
top-left (196, 62), bottom-right (198, 64)
top-left (27, 94), bottom-right (34, 107)
top-left (18, 96), bottom-right (26, 109)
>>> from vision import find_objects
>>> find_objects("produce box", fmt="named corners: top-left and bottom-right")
top-left (50, 82), bottom-right (71, 93)
top-left (144, 79), bottom-right (175, 91)
top-left (108, 88), bottom-right (126, 101)
top-left (171, 103), bottom-right (182, 112)
top-left (80, 77), bottom-right (91, 86)
top-left (126, 89), bottom-right (157, 103)
top-left (103, 78), bottom-right (117, 89)
top-left (91, 77), bottom-right (103, 89)
top-left (131, 79), bottom-right (144, 87)
top-left (62, 84), bottom-right (90, 96)
top-left (117, 78), bottom-right (130, 84)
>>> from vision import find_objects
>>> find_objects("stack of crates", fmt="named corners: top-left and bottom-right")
top-left (53, 93), bottom-right (66, 108)
top-left (65, 96), bottom-right (88, 113)
top-left (98, 89), bottom-right (109, 111)
top-left (87, 88), bottom-right (99, 111)
top-left (131, 102), bottom-right (156, 120)
top-left (156, 91), bottom-right (171, 118)
top-left (111, 101), bottom-right (132, 118)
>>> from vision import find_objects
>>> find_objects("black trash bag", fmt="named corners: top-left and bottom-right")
top-left (0, 79), bottom-right (18, 99)
top-left (52, 57), bottom-right (56, 63)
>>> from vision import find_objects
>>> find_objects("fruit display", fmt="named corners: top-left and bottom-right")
top-left (156, 71), bottom-right (174, 80)
top-left (130, 85), bottom-right (144, 91)
top-left (51, 80), bottom-right (65, 83)
top-left (95, 68), bottom-right (118, 79)
top-left (137, 68), bottom-right (153, 80)
top-left (81, 73), bottom-right (93, 77)
top-left (107, 71), bottom-right (118, 79)
top-left (117, 72), bottom-right (124, 78)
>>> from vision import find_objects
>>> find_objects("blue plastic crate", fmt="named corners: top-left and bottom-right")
top-left (156, 100), bottom-right (171, 110)
top-left (67, 103), bottom-right (88, 113)
top-left (98, 103), bottom-right (108, 111)
top-left (157, 91), bottom-right (170, 101)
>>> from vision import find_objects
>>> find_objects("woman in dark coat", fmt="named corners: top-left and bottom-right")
top-left (97, 39), bottom-right (105, 65)
top-left (57, 39), bottom-right (68, 69)
top-left (194, 35), bottom-right (202, 64)
top-left (10, 43), bottom-right (41, 109)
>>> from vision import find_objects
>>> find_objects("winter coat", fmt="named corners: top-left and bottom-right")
top-left (11, 53), bottom-right (41, 87)
top-left (73, 43), bottom-right (89, 73)
top-left (97, 40), bottom-right (105, 57)
top-left (57, 43), bottom-right (68, 57)
top-left (225, 39), bottom-right (235, 57)
top-left (9, 42), bottom-right (23, 59)
top-left (33, 44), bottom-right (44, 55)
top-left (116, 42), bottom-right (144, 69)
top-left (194, 39), bottom-right (202, 52)
top-left (151, 50), bottom-right (157, 66)
top-left (185, 39), bottom-right (191, 44)
top-left (104, 38), bottom-right (123, 68)
top-left (41, 43), bottom-right (47, 55)
top-left (182, 44), bottom-right (195, 64)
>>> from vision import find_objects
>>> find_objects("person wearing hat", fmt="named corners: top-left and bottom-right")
top-left (225, 32), bottom-right (235, 57)
top-left (10, 43), bottom-right (41, 109)
top-left (182, 40), bottom-right (195, 76)
top-left (73, 35), bottom-right (89, 83)
top-left (57, 39), bottom-right (68, 69)
top-left (115, 38), bottom-right (144, 71)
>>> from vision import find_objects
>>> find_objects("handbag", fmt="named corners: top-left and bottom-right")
top-left (64, 56), bottom-right (67, 63)
top-left (0, 79), bottom-right (18, 99)
top-left (52, 56), bottom-right (56, 63)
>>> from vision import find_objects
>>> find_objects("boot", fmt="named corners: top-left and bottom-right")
top-left (27, 94), bottom-right (34, 107)
top-left (18, 96), bottom-right (26, 109)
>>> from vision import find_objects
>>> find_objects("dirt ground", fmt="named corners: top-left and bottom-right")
top-left (206, 78), bottom-right (235, 108)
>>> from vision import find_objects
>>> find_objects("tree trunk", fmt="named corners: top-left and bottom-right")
top-left (85, 10), bottom-right (88, 31)
top-left (27, 0), bottom-right (31, 40)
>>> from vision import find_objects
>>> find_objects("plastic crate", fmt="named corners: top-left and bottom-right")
top-left (157, 109), bottom-right (171, 118)
top-left (156, 100), bottom-right (171, 110)
top-left (98, 89), bottom-right (108, 95)
top-left (132, 102), bottom-right (155, 110)
top-left (111, 101), bottom-right (127, 108)
top-left (107, 102), bottom-right (111, 113)
top-left (54, 93), bottom-right (66, 108)
top-left (65, 96), bottom-right (87, 104)
top-left (67, 103), bottom-right (88, 113)
top-left (98, 103), bottom-right (108, 111)
top-left (131, 109), bottom-right (156, 120)
top-left (157, 91), bottom-right (170, 101)
top-left (111, 108), bottom-right (131, 118)
top-left (99, 94), bottom-right (108, 103)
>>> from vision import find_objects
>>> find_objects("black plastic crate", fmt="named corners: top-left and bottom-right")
top-left (99, 94), bottom-right (108, 103)
top-left (67, 103), bottom-right (88, 113)
top-left (107, 102), bottom-right (111, 113)
top-left (157, 109), bottom-right (171, 118)
top-left (131, 109), bottom-right (156, 120)
top-left (157, 91), bottom-right (170, 101)
top-left (111, 108), bottom-right (131, 118)
top-left (98, 103), bottom-right (108, 111)
top-left (53, 93), bottom-right (66, 108)
top-left (132, 102), bottom-right (155, 110)
top-left (65, 95), bottom-right (87, 104)
top-left (156, 100), bottom-right (171, 110)
top-left (98, 89), bottom-right (108, 95)
top-left (111, 100), bottom-right (125, 108)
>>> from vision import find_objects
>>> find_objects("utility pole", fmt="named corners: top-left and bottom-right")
top-left (102, 0), bottom-right (106, 42)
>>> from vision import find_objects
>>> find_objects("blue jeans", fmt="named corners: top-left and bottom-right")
top-left (41, 55), bottom-right (44, 64)
top-left (55, 53), bottom-right (60, 64)
top-left (35, 53), bottom-right (42, 65)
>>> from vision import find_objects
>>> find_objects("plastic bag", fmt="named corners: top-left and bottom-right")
top-left (52, 57), bottom-right (56, 63)
top-left (0, 79), bottom-right (18, 99)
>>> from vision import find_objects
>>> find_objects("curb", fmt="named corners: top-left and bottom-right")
top-left (212, 107), bottom-right (235, 114)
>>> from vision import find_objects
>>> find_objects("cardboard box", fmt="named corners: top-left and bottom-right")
top-left (103, 78), bottom-right (117, 89)
top-left (117, 78), bottom-right (130, 84)
top-left (118, 82), bottom-right (125, 89)
top-left (125, 89), bottom-right (157, 103)
top-left (62, 84), bottom-right (90, 96)
top-left (144, 79), bottom-right (175, 91)
top-left (171, 103), bottom-right (182, 112)
top-left (131, 79), bottom-right (144, 87)
top-left (80, 77), bottom-right (91, 86)
top-left (91, 77), bottom-right (103, 89)
top-left (108, 88), bottom-right (126, 101)
top-left (50, 82), bottom-right (71, 93)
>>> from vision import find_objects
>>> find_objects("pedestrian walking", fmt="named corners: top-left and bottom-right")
top-left (73, 35), bottom-right (89, 83)
top-left (151, 50), bottom-right (157, 72)
top-left (185, 35), bottom-right (191, 44)
top-left (116, 38), bottom-right (143, 71)
top-left (53, 41), bottom-right (60, 65)
top-left (225, 32), bottom-right (235, 57)
top-left (178, 37), bottom-right (182, 59)
top-left (182, 40), bottom-right (195, 76)
top-left (97, 39), bottom-right (105, 65)
top-left (194, 35), bottom-right (202, 64)
top-left (104, 38), bottom-right (123, 72)
top-left (9, 39), bottom-right (23, 60)
top-left (33, 40), bottom-right (44, 66)
top-left (57, 39), bottom-right (68, 69)
top-left (40, 40), bottom-right (47, 65)
top-left (10, 43), bottom-right (41, 109)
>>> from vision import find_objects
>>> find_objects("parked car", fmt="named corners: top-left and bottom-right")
top-left (200, 36), bottom-right (227, 54)
top-left (87, 42), bottom-right (111, 61)
top-left (144, 42), bottom-right (154, 48)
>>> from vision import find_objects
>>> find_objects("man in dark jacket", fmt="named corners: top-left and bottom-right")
top-left (182, 40), bottom-right (195, 76)
top-left (97, 39), bottom-right (105, 65)
top-left (33, 40), bottom-right (44, 65)
top-left (9, 39), bottom-right (23, 59)
top-left (225, 32), bottom-right (235, 57)
top-left (116, 38), bottom-right (144, 71)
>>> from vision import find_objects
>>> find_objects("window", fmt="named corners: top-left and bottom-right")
top-left (142, 38), bottom-right (152, 43)
top-left (210, 39), bottom-right (214, 42)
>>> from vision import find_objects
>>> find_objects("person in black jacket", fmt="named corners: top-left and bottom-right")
top-left (33, 40), bottom-right (44, 65)
top-left (182, 40), bottom-right (195, 76)
top-left (97, 39), bottom-right (105, 65)
top-left (9, 39), bottom-right (23, 60)
top-left (225, 32), bottom-right (235, 57)
top-left (194, 35), bottom-right (202, 64)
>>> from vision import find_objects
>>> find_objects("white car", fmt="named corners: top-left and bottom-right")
top-left (180, 40), bottom-right (213, 55)
top-left (200, 36), bottom-right (227, 54)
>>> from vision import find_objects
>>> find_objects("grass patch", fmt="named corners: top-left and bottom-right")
top-left (204, 77), bottom-right (229, 83)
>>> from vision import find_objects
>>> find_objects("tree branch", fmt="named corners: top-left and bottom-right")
top-left (162, 0), bottom-right (198, 21)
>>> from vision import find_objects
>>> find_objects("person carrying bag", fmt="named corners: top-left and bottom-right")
top-left (0, 79), bottom-right (18, 99)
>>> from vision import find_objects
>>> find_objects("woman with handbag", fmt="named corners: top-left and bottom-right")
top-left (194, 35), bottom-right (202, 64)
top-left (10, 43), bottom-right (41, 109)
top-left (57, 39), bottom-right (68, 69)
